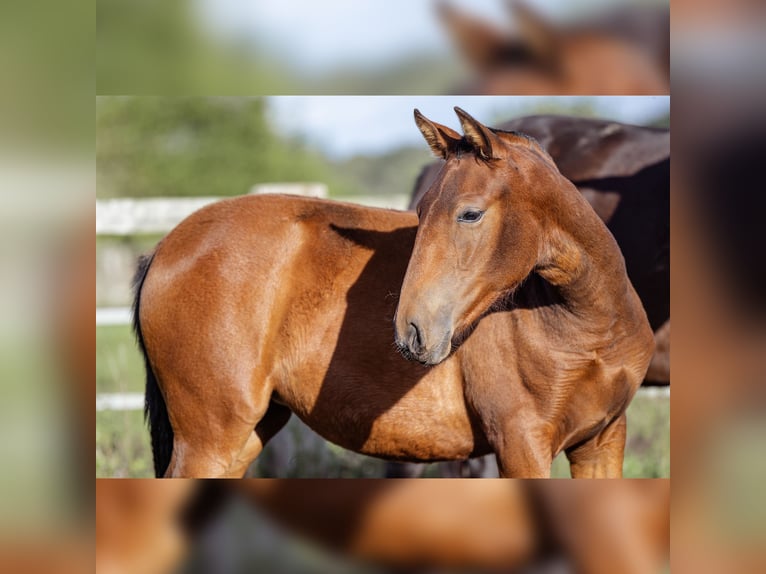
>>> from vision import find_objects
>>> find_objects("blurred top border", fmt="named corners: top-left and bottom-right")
top-left (96, 0), bottom-right (669, 96)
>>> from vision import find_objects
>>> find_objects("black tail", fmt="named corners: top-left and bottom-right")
top-left (132, 251), bottom-right (173, 477)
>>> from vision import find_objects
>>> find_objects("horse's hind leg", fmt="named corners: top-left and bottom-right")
top-left (565, 413), bottom-right (627, 478)
top-left (164, 382), bottom-right (290, 479)
top-left (241, 401), bottom-right (292, 477)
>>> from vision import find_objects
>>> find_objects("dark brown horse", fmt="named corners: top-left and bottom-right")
top-left (439, 1), bottom-right (669, 94)
top-left (135, 108), bottom-right (653, 478)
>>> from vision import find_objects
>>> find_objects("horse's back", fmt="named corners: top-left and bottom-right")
top-left (139, 195), bottom-right (415, 355)
top-left (142, 194), bottom-right (412, 300)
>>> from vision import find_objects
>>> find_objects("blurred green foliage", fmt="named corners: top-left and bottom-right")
top-left (98, 97), bottom-right (349, 197)
top-left (332, 146), bottom-right (431, 199)
top-left (96, 0), bottom-right (671, 97)
top-left (318, 55), bottom-right (462, 96)
top-left (97, 97), bottom-right (432, 200)
top-left (97, 0), bottom-right (295, 94)
top-left (96, 325), bottom-right (145, 394)
top-left (96, 0), bottom-right (458, 95)
top-left (96, 410), bottom-right (153, 478)
top-left (1, 0), bottom-right (91, 151)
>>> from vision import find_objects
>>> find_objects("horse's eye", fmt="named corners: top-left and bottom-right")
top-left (457, 209), bottom-right (484, 223)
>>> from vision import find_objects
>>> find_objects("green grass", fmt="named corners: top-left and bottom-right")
top-left (96, 324), bottom-right (152, 477)
top-left (96, 409), bottom-right (153, 478)
top-left (96, 325), bottom-right (669, 478)
top-left (623, 393), bottom-right (671, 478)
top-left (96, 324), bottom-right (144, 394)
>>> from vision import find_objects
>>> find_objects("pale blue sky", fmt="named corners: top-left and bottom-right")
top-left (198, 0), bottom-right (656, 75)
top-left (266, 96), bottom-right (669, 159)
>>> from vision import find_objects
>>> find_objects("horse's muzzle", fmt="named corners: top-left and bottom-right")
top-left (394, 319), bottom-right (452, 366)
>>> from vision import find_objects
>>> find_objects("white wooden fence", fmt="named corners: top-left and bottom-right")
top-left (97, 184), bottom-right (410, 235)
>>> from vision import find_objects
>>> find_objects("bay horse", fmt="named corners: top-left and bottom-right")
top-left (134, 108), bottom-right (653, 478)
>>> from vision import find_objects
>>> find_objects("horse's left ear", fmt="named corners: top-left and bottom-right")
top-left (454, 107), bottom-right (501, 160)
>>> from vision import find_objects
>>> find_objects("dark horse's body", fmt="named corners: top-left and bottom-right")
top-left (135, 109), bottom-right (653, 478)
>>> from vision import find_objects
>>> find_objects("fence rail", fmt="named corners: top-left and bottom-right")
top-left (97, 393), bottom-right (144, 412)
top-left (96, 387), bottom-right (670, 412)
top-left (97, 306), bottom-right (132, 326)
top-left (96, 187), bottom-right (410, 235)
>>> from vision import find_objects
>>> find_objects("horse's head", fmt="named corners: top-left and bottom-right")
top-left (394, 107), bottom-right (564, 365)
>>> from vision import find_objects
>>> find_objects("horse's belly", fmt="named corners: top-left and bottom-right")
top-left (358, 406), bottom-right (480, 462)
top-left (278, 356), bottom-right (484, 462)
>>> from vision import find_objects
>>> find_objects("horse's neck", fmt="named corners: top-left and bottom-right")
top-left (534, 192), bottom-right (634, 327)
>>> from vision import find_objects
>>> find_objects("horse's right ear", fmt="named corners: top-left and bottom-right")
top-left (414, 109), bottom-right (462, 160)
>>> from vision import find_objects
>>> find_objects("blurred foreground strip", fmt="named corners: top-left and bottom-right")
top-left (672, 1), bottom-right (766, 572)
top-left (96, 479), bottom-right (668, 574)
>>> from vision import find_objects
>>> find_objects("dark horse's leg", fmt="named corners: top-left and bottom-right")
top-left (384, 462), bottom-right (427, 478)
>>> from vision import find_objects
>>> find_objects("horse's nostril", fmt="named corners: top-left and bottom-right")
top-left (408, 322), bottom-right (423, 352)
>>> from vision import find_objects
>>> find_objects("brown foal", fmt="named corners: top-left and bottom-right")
top-left (135, 108), bottom-right (653, 478)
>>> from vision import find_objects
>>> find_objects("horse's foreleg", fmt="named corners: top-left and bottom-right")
top-left (565, 413), bottom-right (626, 478)
top-left (492, 424), bottom-right (552, 478)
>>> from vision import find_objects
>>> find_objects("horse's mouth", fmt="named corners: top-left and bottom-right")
top-left (394, 341), bottom-right (420, 363)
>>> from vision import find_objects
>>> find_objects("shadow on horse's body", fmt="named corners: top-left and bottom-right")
top-left (135, 109), bottom-right (653, 478)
